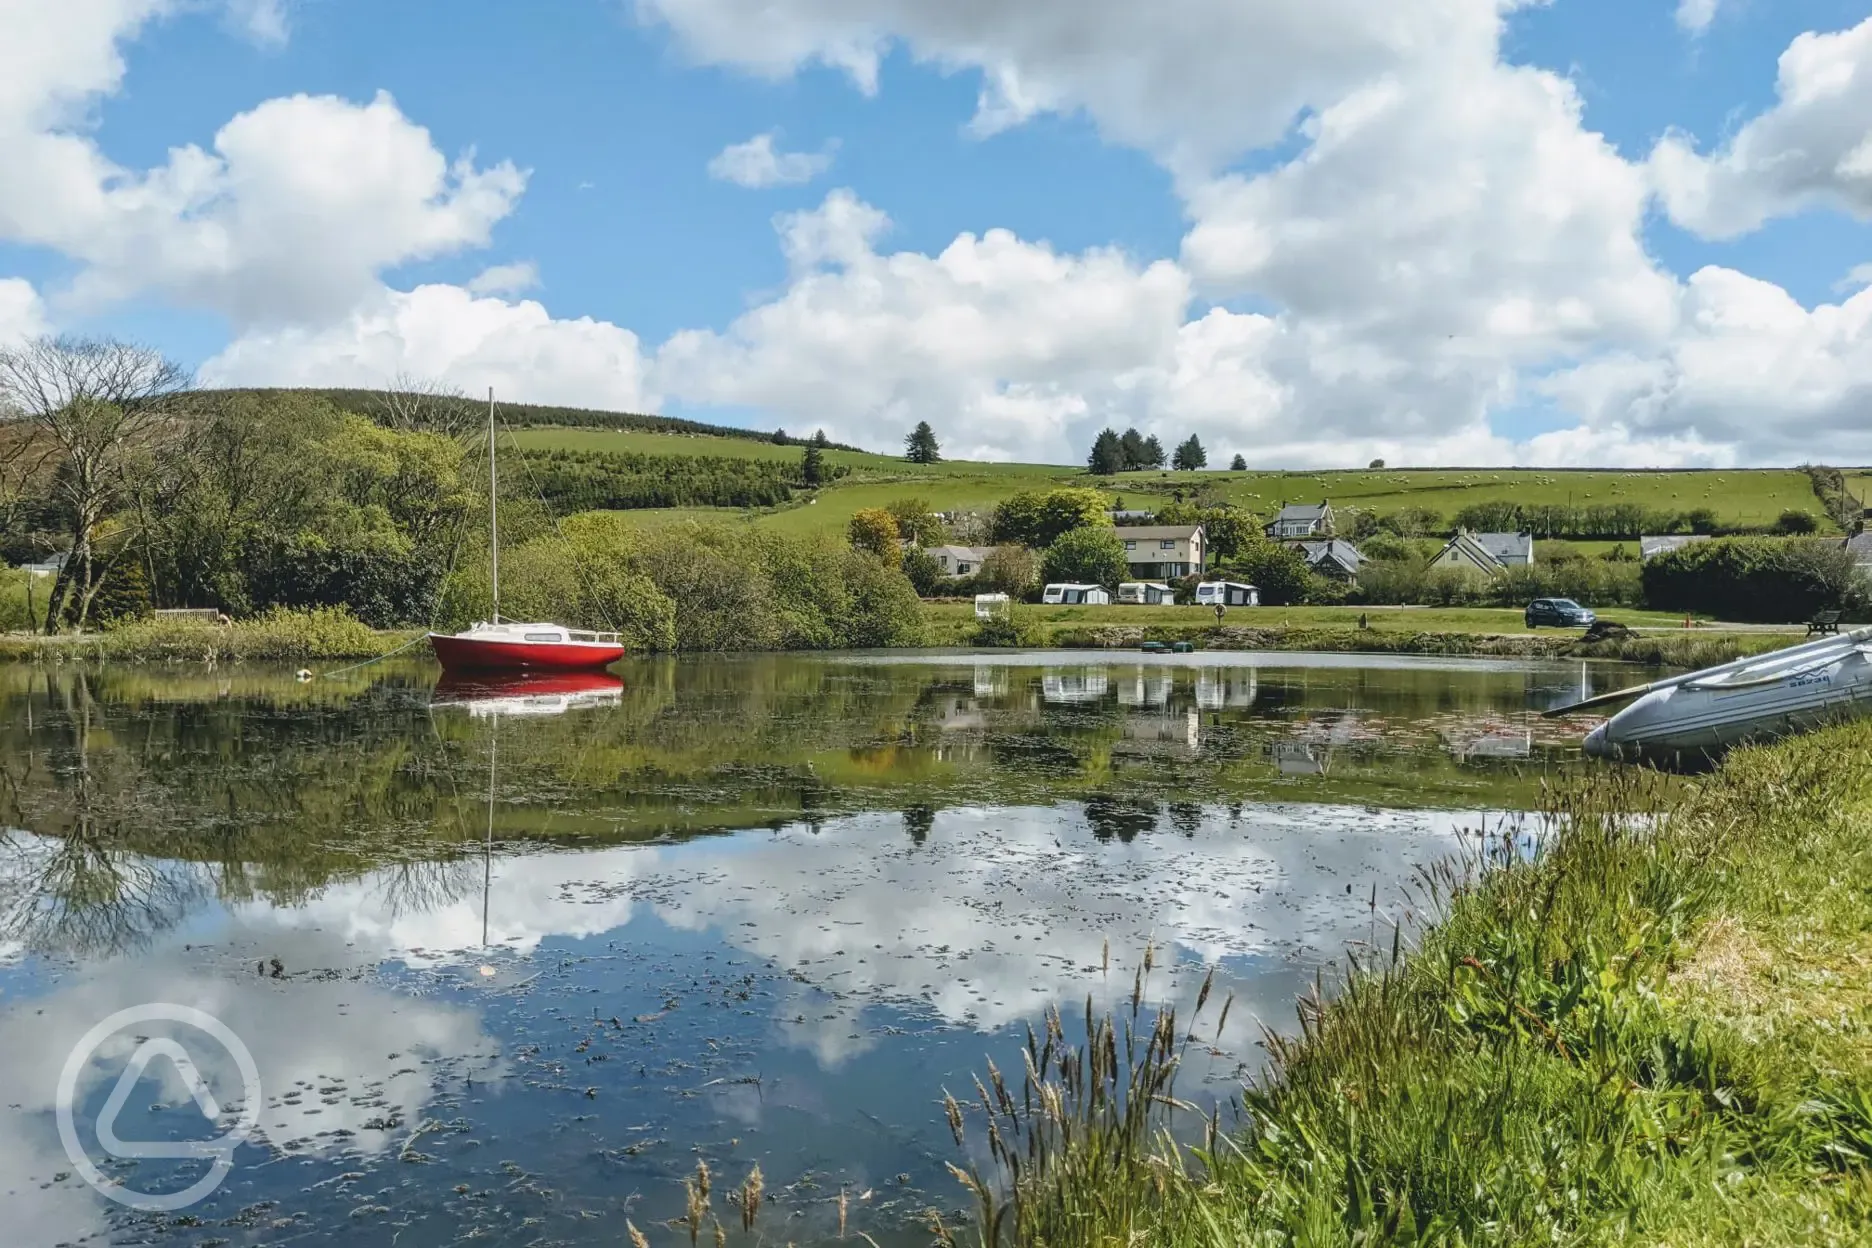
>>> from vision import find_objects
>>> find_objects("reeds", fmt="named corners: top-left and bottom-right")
top-left (953, 722), bottom-right (1872, 1245)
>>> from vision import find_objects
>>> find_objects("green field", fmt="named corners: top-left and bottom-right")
top-left (508, 421), bottom-right (1841, 539)
top-left (1110, 466), bottom-right (1825, 529)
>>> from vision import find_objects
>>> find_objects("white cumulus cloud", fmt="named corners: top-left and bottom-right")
top-left (0, 3), bottom-right (525, 327)
top-left (202, 282), bottom-right (654, 412)
top-left (707, 131), bottom-right (836, 187)
top-left (466, 260), bottom-right (541, 296)
top-left (1674, 0), bottom-right (1721, 35)
top-left (1651, 16), bottom-right (1872, 238)
top-left (0, 278), bottom-right (47, 347)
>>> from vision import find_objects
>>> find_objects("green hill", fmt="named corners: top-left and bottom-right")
top-left (205, 390), bottom-right (1846, 539)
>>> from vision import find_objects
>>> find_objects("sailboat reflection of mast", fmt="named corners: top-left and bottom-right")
top-left (483, 723), bottom-right (496, 949)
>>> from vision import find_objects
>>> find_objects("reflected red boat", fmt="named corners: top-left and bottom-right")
top-left (428, 621), bottom-right (626, 673)
top-left (431, 669), bottom-right (624, 716)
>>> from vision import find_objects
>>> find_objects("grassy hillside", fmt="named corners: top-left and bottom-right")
top-left (1113, 466), bottom-right (1825, 529)
top-left (225, 388), bottom-right (1837, 538)
top-left (506, 420), bottom-right (1836, 538)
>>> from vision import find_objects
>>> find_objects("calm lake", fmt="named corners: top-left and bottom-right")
top-left (0, 650), bottom-right (1629, 1246)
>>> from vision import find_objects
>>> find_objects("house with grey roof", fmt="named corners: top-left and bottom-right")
top-left (1264, 501), bottom-right (1334, 540)
top-left (1640, 534), bottom-right (1710, 561)
top-left (1294, 539), bottom-right (1365, 582)
top-left (1844, 530), bottom-right (1872, 570)
top-left (1115, 524), bottom-right (1206, 579)
top-left (1430, 530), bottom-right (1534, 578)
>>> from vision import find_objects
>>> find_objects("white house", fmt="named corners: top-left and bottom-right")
top-left (1114, 524), bottom-right (1205, 579)
top-left (928, 545), bottom-right (992, 577)
top-left (1430, 530), bottom-right (1534, 577)
top-left (1264, 502), bottom-right (1334, 540)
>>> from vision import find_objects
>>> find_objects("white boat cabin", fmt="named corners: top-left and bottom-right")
top-left (1042, 583), bottom-right (1112, 605)
top-left (1195, 581), bottom-right (1259, 607)
top-left (457, 621), bottom-right (622, 645)
top-left (1117, 581), bottom-right (1174, 605)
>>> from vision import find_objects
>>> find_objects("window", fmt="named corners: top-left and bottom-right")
top-left (1160, 539), bottom-right (1175, 550)
top-left (524, 632), bottom-right (565, 643)
top-left (957, 562), bottom-right (972, 574)
top-left (1124, 540), bottom-right (1137, 551)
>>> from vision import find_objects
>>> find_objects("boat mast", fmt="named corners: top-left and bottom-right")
top-left (488, 387), bottom-right (499, 621)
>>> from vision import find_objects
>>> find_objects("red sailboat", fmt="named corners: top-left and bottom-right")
top-left (429, 391), bottom-right (625, 674)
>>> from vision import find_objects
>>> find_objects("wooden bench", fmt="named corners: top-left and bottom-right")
top-left (1807, 609), bottom-right (1843, 636)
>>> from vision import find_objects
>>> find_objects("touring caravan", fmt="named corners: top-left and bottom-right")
top-left (1042, 583), bottom-right (1112, 605)
top-left (1116, 581), bottom-right (1173, 605)
top-left (973, 593), bottom-right (1011, 620)
top-left (1195, 581), bottom-right (1259, 607)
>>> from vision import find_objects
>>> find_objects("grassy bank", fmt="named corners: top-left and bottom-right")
top-left (925, 602), bottom-right (1794, 666)
top-left (952, 722), bottom-right (1872, 1246)
top-left (0, 608), bottom-right (416, 663)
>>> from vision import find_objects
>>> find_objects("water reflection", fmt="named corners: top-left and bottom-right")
top-left (0, 653), bottom-right (1610, 1244)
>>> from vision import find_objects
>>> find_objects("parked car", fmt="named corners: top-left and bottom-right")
top-left (1525, 598), bottom-right (1596, 629)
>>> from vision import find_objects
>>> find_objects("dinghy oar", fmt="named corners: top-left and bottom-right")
top-left (1541, 624), bottom-right (1872, 719)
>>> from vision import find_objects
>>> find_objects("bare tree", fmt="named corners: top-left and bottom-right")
top-left (371, 372), bottom-right (478, 440)
top-left (0, 337), bottom-right (190, 631)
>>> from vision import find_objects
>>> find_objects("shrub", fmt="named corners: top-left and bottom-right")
top-left (1643, 536), bottom-right (1865, 622)
top-left (839, 551), bottom-right (927, 647)
top-left (1774, 508), bottom-right (1818, 535)
top-left (1041, 526), bottom-right (1128, 588)
top-left (976, 546), bottom-right (1040, 598)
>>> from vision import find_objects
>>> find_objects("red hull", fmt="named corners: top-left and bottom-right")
top-left (429, 633), bottom-right (625, 673)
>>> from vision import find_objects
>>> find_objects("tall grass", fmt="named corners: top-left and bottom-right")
top-left (0, 607), bottom-right (401, 662)
top-left (954, 726), bottom-right (1872, 1245)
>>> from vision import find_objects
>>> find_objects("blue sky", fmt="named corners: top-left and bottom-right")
top-left (3, 0), bottom-right (1871, 466)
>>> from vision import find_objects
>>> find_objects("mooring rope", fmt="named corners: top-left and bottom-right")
top-left (311, 630), bottom-right (431, 681)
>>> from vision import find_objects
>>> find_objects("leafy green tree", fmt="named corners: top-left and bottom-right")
top-left (771, 428), bottom-right (788, 445)
top-left (1142, 435), bottom-right (1166, 469)
top-left (885, 496), bottom-right (945, 546)
top-left (976, 545), bottom-right (1040, 597)
top-left (848, 508), bottom-right (901, 564)
top-left (1222, 537), bottom-right (1314, 605)
top-left (1171, 435), bottom-right (1207, 471)
top-left (900, 545), bottom-right (943, 597)
top-left (904, 421), bottom-right (942, 464)
top-left (1229, 453), bottom-right (1247, 471)
top-left (1041, 525), bottom-right (1128, 588)
top-left (800, 442), bottom-right (827, 487)
top-left (811, 429), bottom-right (830, 448)
top-left (1087, 428), bottom-right (1126, 475)
top-left (1368, 458), bottom-right (1385, 469)
top-left (991, 488), bottom-right (1112, 547)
